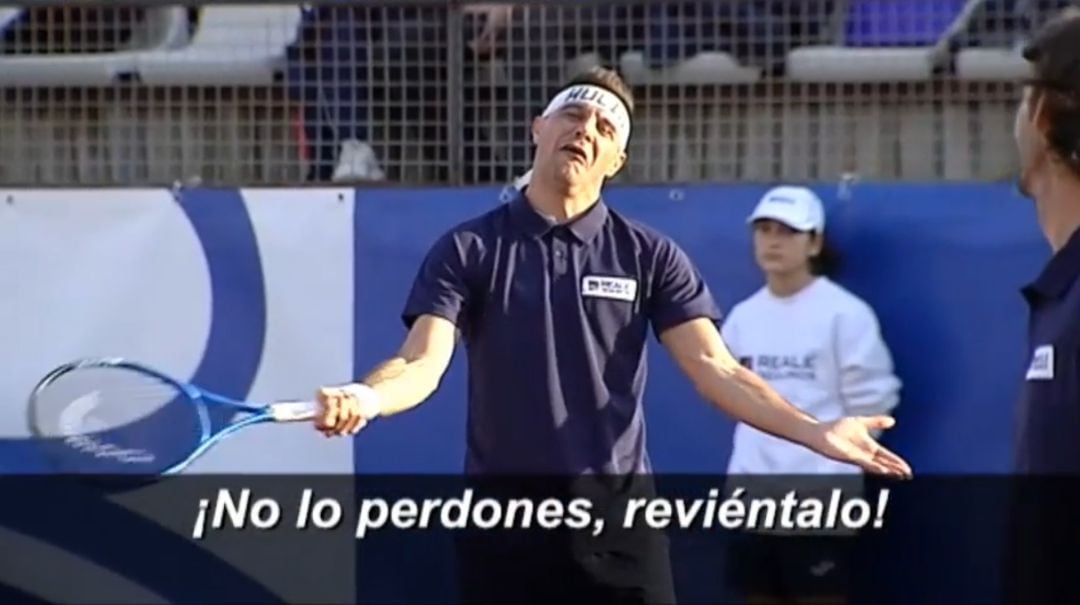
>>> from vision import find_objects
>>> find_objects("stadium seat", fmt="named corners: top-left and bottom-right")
top-left (787, 46), bottom-right (936, 82)
top-left (787, 0), bottom-right (967, 82)
top-left (0, 7), bottom-right (189, 86)
top-left (134, 5), bottom-right (302, 86)
top-left (618, 51), bottom-right (761, 85)
top-left (955, 46), bottom-right (1033, 80)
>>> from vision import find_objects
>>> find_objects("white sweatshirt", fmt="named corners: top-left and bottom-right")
top-left (721, 276), bottom-right (901, 475)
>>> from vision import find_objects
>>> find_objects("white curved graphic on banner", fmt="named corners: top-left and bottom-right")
top-left (0, 189), bottom-right (211, 439)
top-left (182, 188), bottom-right (356, 473)
top-left (0, 187), bottom-right (359, 604)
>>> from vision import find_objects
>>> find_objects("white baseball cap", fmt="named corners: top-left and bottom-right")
top-left (747, 185), bottom-right (825, 233)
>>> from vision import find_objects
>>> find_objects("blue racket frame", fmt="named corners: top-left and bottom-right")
top-left (28, 357), bottom-right (317, 475)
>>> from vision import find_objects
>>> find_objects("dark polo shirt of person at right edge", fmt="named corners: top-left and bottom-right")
top-left (1005, 225), bottom-right (1080, 605)
top-left (1016, 225), bottom-right (1080, 472)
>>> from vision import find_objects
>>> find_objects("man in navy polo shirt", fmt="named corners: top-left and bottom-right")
top-left (1005, 9), bottom-right (1080, 604)
top-left (1011, 7), bottom-right (1080, 474)
top-left (314, 67), bottom-right (911, 602)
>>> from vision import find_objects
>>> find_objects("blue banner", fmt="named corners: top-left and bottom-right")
top-left (353, 182), bottom-right (1047, 475)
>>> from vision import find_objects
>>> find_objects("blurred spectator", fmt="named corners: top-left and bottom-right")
top-left (285, 5), bottom-right (444, 182)
top-left (286, 3), bottom-right (513, 183)
top-left (286, 1), bottom-right (839, 184)
top-left (495, 1), bottom-right (837, 182)
top-left (644, 1), bottom-right (836, 76)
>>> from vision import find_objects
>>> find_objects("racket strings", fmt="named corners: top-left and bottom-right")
top-left (30, 364), bottom-right (207, 474)
top-left (33, 368), bottom-right (183, 436)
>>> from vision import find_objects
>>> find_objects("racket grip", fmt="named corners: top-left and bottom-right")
top-left (268, 401), bottom-right (318, 422)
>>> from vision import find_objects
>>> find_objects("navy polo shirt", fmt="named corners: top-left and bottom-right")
top-left (1015, 226), bottom-right (1080, 473)
top-left (402, 192), bottom-right (721, 475)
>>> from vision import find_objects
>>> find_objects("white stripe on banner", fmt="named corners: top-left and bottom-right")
top-left (185, 188), bottom-right (355, 474)
top-left (0, 189), bottom-right (211, 440)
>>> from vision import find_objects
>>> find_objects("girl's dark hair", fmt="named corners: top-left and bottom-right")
top-left (809, 232), bottom-right (840, 277)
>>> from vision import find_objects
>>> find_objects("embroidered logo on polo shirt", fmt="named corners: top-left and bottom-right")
top-left (582, 275), bottom-right (637, 302)
top-left (1025, 344), bottom-right (1054, 381)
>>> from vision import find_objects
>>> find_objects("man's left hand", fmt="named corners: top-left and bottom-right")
top-left (805, 416), bottom-right (913, 478)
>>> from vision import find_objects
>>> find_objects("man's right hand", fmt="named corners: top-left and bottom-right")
top-left (315, 383), bottom-right (381, 437)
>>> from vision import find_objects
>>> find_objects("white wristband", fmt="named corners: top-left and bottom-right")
top-left (342, 383), bottom-right (382, 420)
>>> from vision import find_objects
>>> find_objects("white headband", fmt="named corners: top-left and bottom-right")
top-left (541, 84), bottom-right (632, 150)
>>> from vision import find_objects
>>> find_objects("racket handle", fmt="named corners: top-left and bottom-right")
top-left (268, 401), bottom-right (318, 422)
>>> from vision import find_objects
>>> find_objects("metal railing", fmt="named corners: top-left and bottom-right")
top-left (0, 0), bottom-right (1065, 187)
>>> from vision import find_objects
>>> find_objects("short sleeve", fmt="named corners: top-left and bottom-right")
top-left (719, 305), bottom-right (743, 360)
top-left (401, 231), bottom-right (472, 330)
top-left (649, 238), bottom-right (723, 339)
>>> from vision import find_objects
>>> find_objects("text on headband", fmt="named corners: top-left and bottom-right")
top-left (541, 84), bottom-right (632, 150)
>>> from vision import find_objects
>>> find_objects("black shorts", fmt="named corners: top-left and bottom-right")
top-left (725, 530), bottom-right (853, 601)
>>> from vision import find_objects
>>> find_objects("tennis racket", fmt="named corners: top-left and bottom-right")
top-left (27, 357), bottom-right (319, 476)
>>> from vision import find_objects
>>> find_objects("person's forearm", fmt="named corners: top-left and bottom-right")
top-left (694, 361), bottom-right (819, 447)
top-left (360, 356), bottom-right (444, 417)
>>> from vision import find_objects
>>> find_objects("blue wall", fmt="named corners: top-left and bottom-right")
top-left (353, 182), bottom-right (1048, 475)
top-left (350, 182), bottom-right (1048, 604)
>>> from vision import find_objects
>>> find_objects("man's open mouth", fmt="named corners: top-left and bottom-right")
top-left (561, 145), bottom-right (588, 162)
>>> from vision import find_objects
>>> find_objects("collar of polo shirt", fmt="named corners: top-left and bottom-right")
top-left (541, 84), bottom-right (632, 151)
top-left (508, 191), bottom-right (609, 242)
top-left (1024, 223), bottom-right (1080, 302)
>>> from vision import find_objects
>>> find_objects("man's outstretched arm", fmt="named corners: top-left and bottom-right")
top-left (659, 317), bottom-right (911, 478)
top-left (316, 314), bottom-right (458, 436)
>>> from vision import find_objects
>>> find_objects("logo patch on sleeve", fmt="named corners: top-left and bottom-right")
top-left (581, 275), bottom-right (638, 302)
top-left (1025, 344), bottom-right (1054, 381)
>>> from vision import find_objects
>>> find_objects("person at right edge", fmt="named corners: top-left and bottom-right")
top-left (1006, 7), bottom-right (1080, 605)
top-left (720, 186), bottom-right (901, 605)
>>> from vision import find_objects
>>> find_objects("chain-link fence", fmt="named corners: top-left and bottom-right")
top-left (0, 0), bottom-right (1068, 187)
